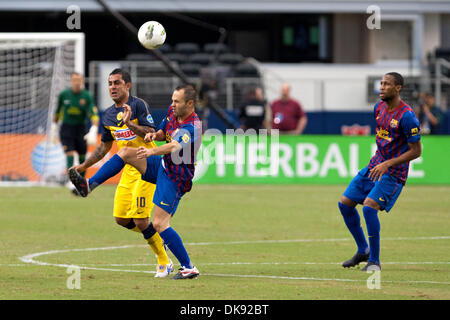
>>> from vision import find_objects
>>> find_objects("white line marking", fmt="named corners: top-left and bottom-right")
top-left (71, 261), bottom-right (450, 267)
top-left (185, 236), bottom-right (450, 246)
top-left (18, 236), bottom-right (450, 286)
top-left (201, 273), bottom-right (450, 285)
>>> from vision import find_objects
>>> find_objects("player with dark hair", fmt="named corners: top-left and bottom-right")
top-left (69, 68), bottom-right (173, 278)
top-left (52, 72), bottom-right (99, 194)
top-left (338, 72), bottom-right (422, 271)
top-left (69, 84), bottom-right (202, 280)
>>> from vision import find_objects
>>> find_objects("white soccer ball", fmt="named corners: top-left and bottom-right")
top-left (138, 21), bottom-right (166, 50)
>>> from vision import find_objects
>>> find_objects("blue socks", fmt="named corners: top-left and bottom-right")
top-left (363, 206), bottom-right (380, 264)
top-left (160, 227), bottom-right (192, 269)
top-left (88, 154), bottom-right (125, 191)
top-left (338, 202), bottom-right (369, 255)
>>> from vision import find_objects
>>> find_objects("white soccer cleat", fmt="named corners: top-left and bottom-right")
top-left (171, 266), bottom-right (200, 280)
top-left (154, 260), bottom-right (174, 278)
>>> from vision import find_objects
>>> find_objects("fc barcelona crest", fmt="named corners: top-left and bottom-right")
top-left (390, 119), bottom-right (398, 128)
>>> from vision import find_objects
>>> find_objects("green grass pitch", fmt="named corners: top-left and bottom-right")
top-left (0, 184), bottom-right (449, 300)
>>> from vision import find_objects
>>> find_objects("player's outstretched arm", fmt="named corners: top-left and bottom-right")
top-left (136, 140), bottom-right (181, 159)
top-left (73, 140), bottom-right (113, 173)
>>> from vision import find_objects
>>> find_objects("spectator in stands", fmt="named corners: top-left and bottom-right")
top-left (238, 86), bottom-right (271, 132)
top-left (196, 69), bottom-right (218, 131)
top-left (271, 83), bottom-right (307, 134)
top-left (415, 92), bottom-right (443, 134)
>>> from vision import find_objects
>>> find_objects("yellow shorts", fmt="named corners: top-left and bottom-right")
top-left (113, 164), bottom-right (156, 219)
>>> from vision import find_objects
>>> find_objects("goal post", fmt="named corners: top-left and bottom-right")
top-left (0, 33), bottom-right (85, 186)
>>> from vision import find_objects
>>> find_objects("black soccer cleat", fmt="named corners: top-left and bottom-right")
top-left (361, 261), bottom-right (381, 272)
top-left (71, 188), bottom-right (81, 197)
top-left (68, 168), bottom-right (90, 197)
top-left (342, 252), bottom-right (370, 268)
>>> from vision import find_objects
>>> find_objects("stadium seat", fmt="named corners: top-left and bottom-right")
top-left (218, 53), bottom-right (244, 65)
top-left (125, 53), bottom-right (156, 61)
top-left (435, 47), bottom-right (450, 61)
top-left (203, 43), bottom-right (229, 54)
top-left (179, 63), bottom-right (201, 77)
top-left (174, 43), bottom-right (200, 55)
top-left (136, 62), bottom-right (171, 77)
top-left (165, 53), bottom-right (188, 64)
top-left (158, 44), bottom-right (172, 54)
top-left (233, 62), bottom-right (259, 77)
top-left (189, 53), bottom-right (214, 66)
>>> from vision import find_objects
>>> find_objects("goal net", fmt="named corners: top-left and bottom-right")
top-left (0, 33), bottom-right (84, 186)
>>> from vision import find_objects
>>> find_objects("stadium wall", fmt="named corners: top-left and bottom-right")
top-left (205, 109), bottom-right (450, 135)
top-left (2, 133), bottom-right (448, 185)
top-left (259, 63), bottom-right (423, 111)
top-left (192, 134), bottom-right (450, 185)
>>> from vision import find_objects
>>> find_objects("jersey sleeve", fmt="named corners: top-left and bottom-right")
top-left (157, 105), bottom-right (173, 133)
top-left (55, 92), bottom-right (63, 120)
top-left (373, 101), bottom-right (381, 119)
top-left (295, 101), bottom-right (306, 118)
top-left (87, 92), bottom-right (100, 123)
top-left (135, 98), bottom-right (156, 129)
top-left (101, 116), bottom-right (114, 142)
top-left (173, 123), bottom-right (201, 149)
top-left (401, 110), bottom-right (421, 143)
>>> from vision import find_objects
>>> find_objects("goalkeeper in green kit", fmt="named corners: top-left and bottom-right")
top-left (52, 72), bottom-right (99, 195)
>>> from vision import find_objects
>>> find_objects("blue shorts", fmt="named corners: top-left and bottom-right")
top-left (141, 155), bottom-right (184, 216)
top-left (343, 167), bottom-right (403, 212)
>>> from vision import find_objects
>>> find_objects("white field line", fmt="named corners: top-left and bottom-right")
top-left (184, 236), bottom-right (450, 246)
top-left (17, 236), bottom-right (450, 286)
top-left (4, 261), bottom-right (450, 267)
top-left (59, 261), bottom-right (450, 267)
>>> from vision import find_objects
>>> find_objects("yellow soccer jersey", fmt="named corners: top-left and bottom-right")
top-left (101, 96), bottom-right (157, 151)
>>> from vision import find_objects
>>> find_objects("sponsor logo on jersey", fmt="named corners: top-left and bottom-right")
top-left (165, 132), bottom-right (172, 143)
top-left (113, 128), bottom-right (136, 141)
top-left (376, 128), bottom-right (392, 141)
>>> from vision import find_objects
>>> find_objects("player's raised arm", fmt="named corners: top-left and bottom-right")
top-left (73, 140), bottom-right (113, 173)
top-left (122, 104), bottom-right (155, 138)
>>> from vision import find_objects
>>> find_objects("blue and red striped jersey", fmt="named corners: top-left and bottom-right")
top-left (158, 105), bottom-right (202, 192)
top-left (368, 99), bottom-right (420, 184)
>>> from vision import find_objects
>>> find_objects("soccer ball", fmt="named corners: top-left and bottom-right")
top-left (137, 21), bottom-right (166, 50)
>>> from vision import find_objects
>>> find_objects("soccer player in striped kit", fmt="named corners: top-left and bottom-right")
top-left (338, 72), bottom-right (422, 271)
top-left (70, 84), bottom-right (202, 279)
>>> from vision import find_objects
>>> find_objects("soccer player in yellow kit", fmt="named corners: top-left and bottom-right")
top-left (70, 69), bottom-right (172, 277)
